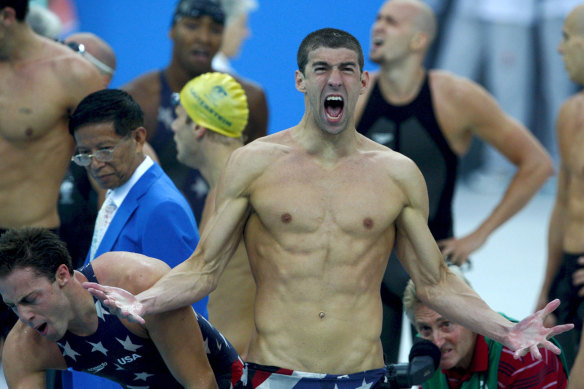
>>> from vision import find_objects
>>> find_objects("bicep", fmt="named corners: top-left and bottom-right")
top-left (465, 87), bottom-right (545, 165)
top-left (394, 163), bottom-right (443, 284)
top-left (145, 308), bottom-right (216, 388)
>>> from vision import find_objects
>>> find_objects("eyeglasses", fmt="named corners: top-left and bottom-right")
top-left (71, 139), bottom-right (127, 167)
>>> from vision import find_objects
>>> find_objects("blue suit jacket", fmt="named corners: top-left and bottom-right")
top-left (69, 163), bottom-right (208, 389)
top-left (85, 162), bottom-right (208, 317)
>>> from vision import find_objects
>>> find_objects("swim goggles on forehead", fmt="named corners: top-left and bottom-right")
top-left (173, 1), bottom-right (225, 25)
top-left (65, 41), bottom-right (115, 77)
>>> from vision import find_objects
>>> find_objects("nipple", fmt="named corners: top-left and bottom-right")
top-left (281, 213), bottom-right (292, 223)
top-left (319, 311), bottom-right (326, 319)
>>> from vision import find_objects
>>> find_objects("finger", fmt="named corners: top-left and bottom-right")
top-left (579, 287), bottom-right (584, 297)
top-left (529, 345), bottom-right (542, 360)
top-left (550, 323), bottom-right (574, 336)
top-left (87, 288), bottom-right (108, 300)
top-left (578, 256), bottom-right (584, 265)
top-left (543, 299), bottom-right (561, 315)
top-left (83, 282), bottom-right (104, 291)
top-left (543, 340), bottom-right (561, 355)
top-left (514, 348), bottom-right (528, 359)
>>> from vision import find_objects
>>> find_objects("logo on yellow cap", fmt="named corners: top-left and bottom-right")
top-left (179, 72), bottom-right (249, 138)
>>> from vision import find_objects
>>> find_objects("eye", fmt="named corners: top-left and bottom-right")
top-left (418, 325), bottom-right (432, 337)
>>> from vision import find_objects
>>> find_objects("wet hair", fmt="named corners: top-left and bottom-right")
top-left (0, 228), bottom-right (73, 282)
top-left (69, 89), bottom-right (144, 137)
top-left (0, 0), bottom-right (28, 21)
top-left (297, 28), bottom-right (364, 74)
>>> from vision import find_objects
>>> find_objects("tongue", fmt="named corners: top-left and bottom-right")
top-left (326, 105), bottom-right (342, 118)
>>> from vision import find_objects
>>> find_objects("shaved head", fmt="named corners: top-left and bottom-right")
top-left (65, 32), bottom-right (117, 74)
top-left (567, 4), bottom-right (584, 37)
top-left (396, 0), bottom-right (437, 45)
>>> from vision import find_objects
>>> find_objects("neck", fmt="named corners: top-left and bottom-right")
top-left (165, 60), bottom-right (211, 92)
top-left (0, 23), bottom-right (39, 61)
top-left (65, 272), bottom-right (99, 336)
top-left (293, 115), bottom-right (359, 165)
top-left (377, 59), bottom-right (426, 104)
top-left (197, 142), bottom-right (241, 188)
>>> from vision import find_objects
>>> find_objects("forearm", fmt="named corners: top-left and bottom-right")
top-left (472, 158), bottom-right (552, 239)
top-left (138, 257), bottom-right (218, 315)
top-left (417, 269), bottom-right (512, 345)
top-left (541, 204), bottom-right (567, 296)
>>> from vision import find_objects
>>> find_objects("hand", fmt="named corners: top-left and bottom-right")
top-left (83, 282), bottom-right (146, 325)
top-left (437, 231), bottom-right (487, 266)
top-left (573, 256), bottom-right (584, 297)
top-left (534, 292), bottom-right (557, 328)
top-left (507, 299), bottom-right (573, 360)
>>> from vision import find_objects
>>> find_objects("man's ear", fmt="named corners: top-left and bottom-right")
top-left (410, 31), bottom-right (429, 52)
top-left (55, 264), bottom-right (72, 287)
top-left (360, 70), bottom-right (370, 95)
top-left (133, 126), bottom-right (147, 145)
top-left (295, 70), bottom-right (307, 93)
top-left (194, 124), bottom-right (207, 140)
top-left (0, 7), bottom-right (16, 27)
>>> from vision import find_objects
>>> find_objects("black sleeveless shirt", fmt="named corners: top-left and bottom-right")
top-left (357, 75), bottom-right (458, 240)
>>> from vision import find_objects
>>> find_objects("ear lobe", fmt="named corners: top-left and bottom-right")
top-left (133, 127), bottom-right (147, 145)
top-left (194, 125), bottom-right (207, 139)
top-left (411, 32), bottom-right (428, 51)
top-left (295, 70), bottom-right (306, 93)
top-left (56, 264), bottom-right (71, 287)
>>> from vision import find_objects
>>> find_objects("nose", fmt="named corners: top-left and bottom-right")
top-left (16, 305), bottom-right (34, 324)
top-left (431, 331), bottom-right (446, 348)
top-left (328, 68), bottom-right (342, 88)
top-left (196, 26), bottom-right (212, 44)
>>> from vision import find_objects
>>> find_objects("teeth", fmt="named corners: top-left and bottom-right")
top-left (373, 37), bottom-right (383, 45)
top-left (326, 96), bottom-right (343, 101)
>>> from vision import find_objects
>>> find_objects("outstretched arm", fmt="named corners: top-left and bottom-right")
top-left (436, 76), bottom-right (553, 264)
top-left (395, 159), bottom-right (572, 359)
top-left (86, 147), bottom-right (257, 321)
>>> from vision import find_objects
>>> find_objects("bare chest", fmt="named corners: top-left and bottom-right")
top-left (251, 160), bottom-right (404, 236)
top-left (0, 63), bottom-right (70, 143)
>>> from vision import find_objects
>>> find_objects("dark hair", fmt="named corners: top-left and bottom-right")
top-left (0, 228), bottom-right (73, 282)
top-left (297, 28), bottom-right (364, 74)
top-left (69, 89), bottom-right (144, 137)
top-left (0, 0), bottom-right (29, 21)
top-left (172, 0), bottom-right (225, 26)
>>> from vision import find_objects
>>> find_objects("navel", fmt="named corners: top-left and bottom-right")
top-left (363, 217), bottom-right (374, 229)
top-left (319, 311), bottom-right (326, 319)
top-left (281, 213), bottom-right (292, 223)
top-left (25, 128), bottom-right (33, 137)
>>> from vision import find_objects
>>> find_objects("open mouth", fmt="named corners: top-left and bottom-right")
top-left (36, 323), bottom-right (48, 335)
top-left (324, 95), bottom-right (344, 121)
top-left (372, 37), bottom-right (384, 49)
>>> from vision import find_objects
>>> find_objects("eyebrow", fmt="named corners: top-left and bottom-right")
top-left (311, 61), bottom-right (358, 69)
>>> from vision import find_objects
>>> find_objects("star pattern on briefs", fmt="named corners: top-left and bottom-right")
top-left (95, 300), bottom-right (111, 321)
top-left (57, 341), bottom-right (81, 362)
top-left (116, 335), bottom-right (143, 352)
top-left (87, 340), bottom-right (108, 356)
top-left (355, 378), bottom-right (374, 389)
top-left (134, 372), bottom-right (154, 382)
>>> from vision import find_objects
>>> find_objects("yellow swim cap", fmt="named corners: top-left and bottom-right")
top-left (179, 72), bottom-right (249, 138)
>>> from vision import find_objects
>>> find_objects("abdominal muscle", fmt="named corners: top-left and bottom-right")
top-left (244, 219), bottom-right (389, 374)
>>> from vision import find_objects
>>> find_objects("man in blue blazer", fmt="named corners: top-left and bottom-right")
top-left (67, 89), bottom-right (208, 389)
